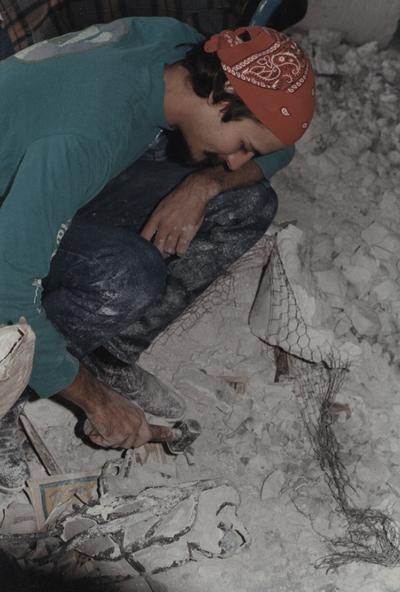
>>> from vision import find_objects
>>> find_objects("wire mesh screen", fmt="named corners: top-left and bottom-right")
top-left (255, 235), bottom-right (400, 570)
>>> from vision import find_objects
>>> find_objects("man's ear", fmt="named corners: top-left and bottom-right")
top-left (223, 81), bottom-right (236, 95)
top-left (207, 81), bottom-right (236, 105)
top-left (207, 91), bottom-right (228, 113)
top-left (207, 91), bottom-right (215, 106)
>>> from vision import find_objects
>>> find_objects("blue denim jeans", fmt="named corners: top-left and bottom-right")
top-left (42, 157), bottom-right (278, 363)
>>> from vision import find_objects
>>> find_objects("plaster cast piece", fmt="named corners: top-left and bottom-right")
top-left (0, 321), bottom-right (35, 419)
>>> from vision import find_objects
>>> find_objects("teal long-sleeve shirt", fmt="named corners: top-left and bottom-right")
top-left (0, 17), bottom-right (294, 397)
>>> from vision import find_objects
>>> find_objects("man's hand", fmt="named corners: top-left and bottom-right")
top-left (59, 364), bottom-right (152, 449)
top-left (140, 172), bottom-right (216, 257)
top-left (140, 161), bottom-right (264, 257)
top-left (83, 387), bottom-right (152, 449)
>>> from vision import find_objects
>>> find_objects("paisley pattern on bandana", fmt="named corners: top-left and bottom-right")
top-left (222, 30), bottom-right (308, 93)
top-left (204, 25), bottom-right (315, 143)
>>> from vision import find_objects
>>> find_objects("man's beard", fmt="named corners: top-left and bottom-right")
top-left (165, 129), bottom-right (224, 169)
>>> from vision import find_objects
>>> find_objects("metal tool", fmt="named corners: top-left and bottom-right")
top-left (83, 418), bottom-right (201, 454)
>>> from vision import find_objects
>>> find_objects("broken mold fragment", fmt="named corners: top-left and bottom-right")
top-left (151, 496), bottom-right (197, 540)
top-left (122, 513), bottom-right (162, 550)
top-left (131, 539), bottom-right (189, 574)
top-left (77, 534), bottom-right (121, 561)
top-left (62, 517), bottom-right (97, 541)
top-left (13, 478), bottom-right (248, 576)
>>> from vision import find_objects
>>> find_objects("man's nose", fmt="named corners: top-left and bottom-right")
top-left (225, 150), bottom-right (255, 171)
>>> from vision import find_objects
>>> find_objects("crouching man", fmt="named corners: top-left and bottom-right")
top-left (0, 18), bottom-right (315, 490)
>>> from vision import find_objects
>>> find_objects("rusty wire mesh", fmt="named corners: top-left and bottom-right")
top-left (265, 237), bottom-right (400, 570)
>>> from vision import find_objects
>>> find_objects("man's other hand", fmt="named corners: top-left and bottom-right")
top-left (140, 161), bottom-right (265, 257)
top-left (59, 364), bottom-right (152, 449)
top-left (140, 172), bottom-right (218, 257)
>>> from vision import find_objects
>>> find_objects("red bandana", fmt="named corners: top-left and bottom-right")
top-left (204, 27), bottom-right (316, 145)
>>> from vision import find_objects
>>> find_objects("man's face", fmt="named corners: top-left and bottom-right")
top-left (166, 128), bottom-right (222, 168)
top-left (174, 101), bottom-right (286, 171)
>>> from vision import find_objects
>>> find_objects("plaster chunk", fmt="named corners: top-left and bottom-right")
top-left (152, 496), bottom-right (197, 540)
top-left (77, 534), bottom-right (121, 560)
top-left (131, 539), bottom-right (189, 573)
top-left (344, 301), bottom-right (380, 337)
top-left (62, 517), bottom-right (97, 541)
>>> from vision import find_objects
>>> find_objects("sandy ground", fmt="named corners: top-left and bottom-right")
top-left (2, 29), bottom-right (400, 592)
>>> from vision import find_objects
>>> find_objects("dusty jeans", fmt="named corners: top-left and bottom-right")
top-left (42, 157), bottom-right (278, 364)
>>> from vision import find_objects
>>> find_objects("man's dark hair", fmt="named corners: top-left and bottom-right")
top-left (180, 42), bottom-right (258, 123)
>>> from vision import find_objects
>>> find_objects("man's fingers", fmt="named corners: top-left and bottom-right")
top-left (87, 416), bottom-right (152, 449)
top-left (85, 421), bottom-right (116, 447)
top-left (89, 430), bottom-right (150, 449)
top-left (83, 419), bottom-right (109, 440)
top-left (89, 432), bottom-right (113, 448)
top-left (163, 234), bottom-right (180, 255)
top-left (140, 217), bottom-right (159, 241)
top-left (153, 234), bottom-right (166, 253)
top-left (134, 420), bottom-right (153, 447)
top-left (154, 232), bottom-right (180, 256)
top-left (176, 223), bottom-right (200, 256)
top-left (176, 235), bottom-right (190, 256)
top-left (142, 211), bottom-right (202, 257)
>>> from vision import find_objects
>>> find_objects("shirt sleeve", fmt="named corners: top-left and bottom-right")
top-left (253, 146), bottom-right (296, 182)
top-left (0, 134), bottom-right (111, 397)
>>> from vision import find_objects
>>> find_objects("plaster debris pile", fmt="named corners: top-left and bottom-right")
top-left (0, 455), bottom-right (249, 581)
top-left (1, 28), bottom-right (400, 591)
top-left (158, 28), bottom-right (400, 572)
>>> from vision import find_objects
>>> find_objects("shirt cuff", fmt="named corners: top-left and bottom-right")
top-left (29, 350), bottom-right (80, 397)
top-left (254, 145), bottom-right (296, 180)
